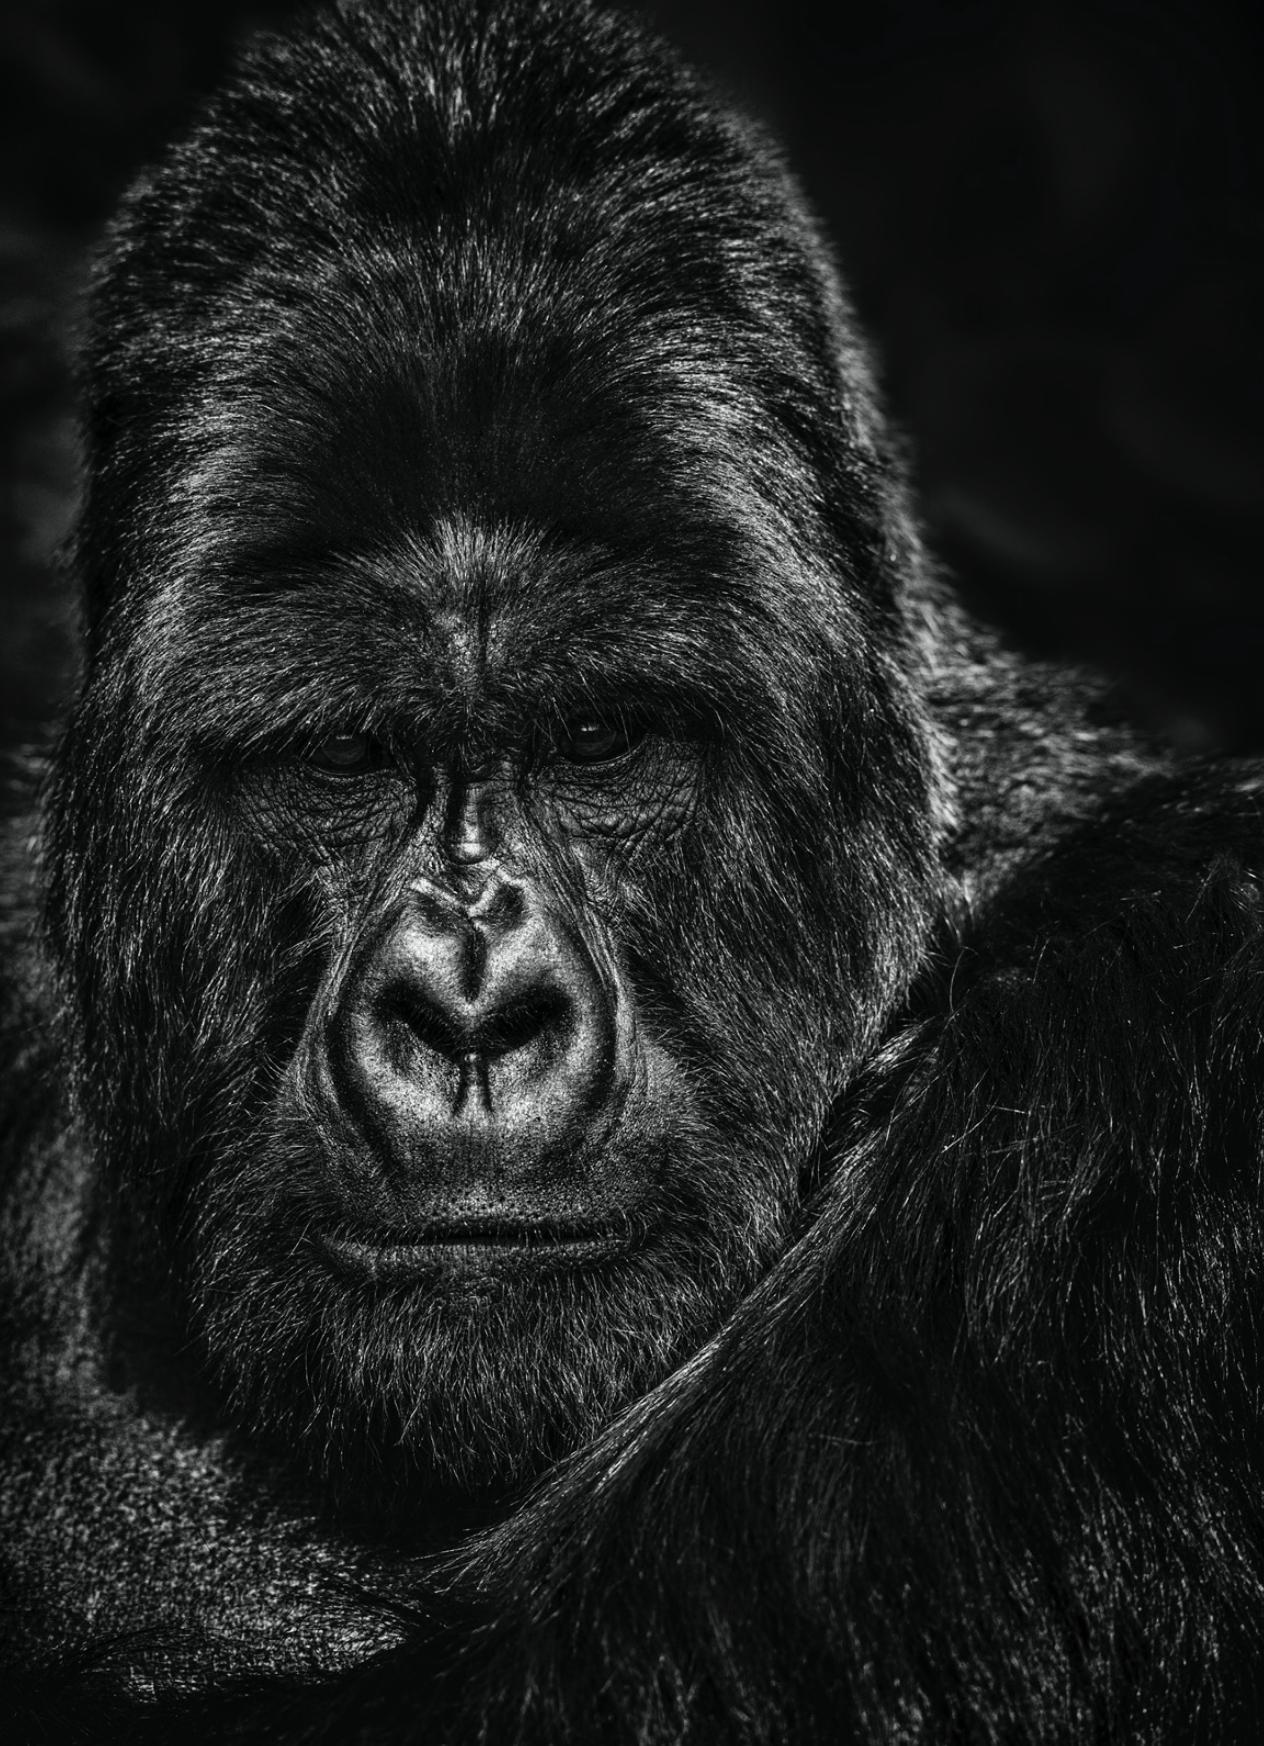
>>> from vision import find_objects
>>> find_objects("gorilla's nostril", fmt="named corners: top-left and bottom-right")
top-left (385, 990), bottom-right (466, 1063)
top-left (477, 990), bottom-right (572, 1060)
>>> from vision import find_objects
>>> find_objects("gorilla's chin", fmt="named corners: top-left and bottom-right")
top-left (192, 1205), bottom-right (769, 1496)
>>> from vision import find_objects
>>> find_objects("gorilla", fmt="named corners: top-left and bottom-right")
top-left (5, 0), bottom-right (1264, 1741)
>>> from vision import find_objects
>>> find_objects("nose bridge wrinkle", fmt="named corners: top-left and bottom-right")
top-left (408, 876), bottom-right (467, 938)
top-left (409, 867), bottom-right (521, 928)
top-left (445, 772), bottom-right (501, 866)
top-left (466, 875), bottom-right (524, 931)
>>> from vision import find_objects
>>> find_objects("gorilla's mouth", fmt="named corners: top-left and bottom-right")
top-left (315, 1219), bottom-right (638, 1282)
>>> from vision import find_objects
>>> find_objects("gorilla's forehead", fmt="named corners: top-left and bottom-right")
top-left (139, 294), bottom-right (870, 740)
top-left (167, 231), bottom-right (836, 566)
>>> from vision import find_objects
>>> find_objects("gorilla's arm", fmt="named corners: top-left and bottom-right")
top-left (61, 759), bottom-right (1264, 1746)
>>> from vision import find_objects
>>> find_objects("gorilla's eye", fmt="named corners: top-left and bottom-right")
top-left (558, 715), bottom-right (641, 764)
top-left (307, 731), bottom-right (381, 775)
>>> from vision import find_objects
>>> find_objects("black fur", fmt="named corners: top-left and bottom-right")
top-left (5, 1), bottom-right (1264, 1741)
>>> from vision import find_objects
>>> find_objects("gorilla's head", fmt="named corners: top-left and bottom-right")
top-left (43, 0), bottom-right (947, 1493)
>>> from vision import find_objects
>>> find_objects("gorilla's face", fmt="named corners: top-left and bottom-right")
top-left (43, 3), bottom-right (946, 1496)
top-left (117, 514), bottom-right (929, 1494)
top-left (180, 519), bottom-right (846, 1492)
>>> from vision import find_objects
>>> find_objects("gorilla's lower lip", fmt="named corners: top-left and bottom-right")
top-left (315, 1223), bottom-right (634, 1281)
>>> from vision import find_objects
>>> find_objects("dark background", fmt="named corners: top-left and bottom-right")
top-left (4, 0), bottom-right (1264, 753)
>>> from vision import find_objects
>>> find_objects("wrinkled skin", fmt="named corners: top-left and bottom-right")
top-left (5, 3), bottom-right (1264, 1744)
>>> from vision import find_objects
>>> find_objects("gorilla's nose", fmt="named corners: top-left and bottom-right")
top-left (394, 874), bottom-right (573, 1095)
top-left (328, 872), bottom-right (622, 1186)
